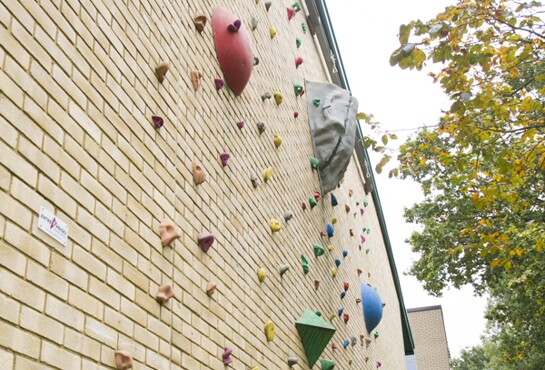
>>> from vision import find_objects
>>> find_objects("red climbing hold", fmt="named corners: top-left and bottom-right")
top-left (295, 57), bottom-right (303, 68)
top-left (287, 7), bottom-right (295, 20)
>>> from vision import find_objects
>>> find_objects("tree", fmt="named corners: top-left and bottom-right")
top-left (389, 0), bottom-right (545, 366)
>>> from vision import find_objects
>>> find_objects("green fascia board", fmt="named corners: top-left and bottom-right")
top-left (296, 309), bottom-right (336, 367)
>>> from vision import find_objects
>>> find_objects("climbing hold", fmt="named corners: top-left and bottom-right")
top-left (356, 298), bottom-right (362, 304)
top-left (155, 61), bottom-right (169, 83)
top-left (264, 320), bottom-right (275, 341)
top-left (320, 231), bottom-right (326, 238)
top-left (343, 313), bottom-right (350, 324)
top-left (265, 1), bottom-right (272, 11)
top-left (357, 268), bottom-right (363, 276)
top-left (331, 267), bottom-right (337, 277)
top-left (206, 281), bottom-right (217, 296)
top-left (273, 92), bottom-right (283, 105)
top-left (294, 84), bottom-right (304, 96)
top-left (236, 120), bottom-right (245, 129)
top-left (349, 189), bottom-right (353, 197)
top-left (342, 250), bottom-right (348, 258)
top-left (309, 197), bottom-right (317, 209)
top-left (193, 15), bottom-right (208, 33)
top-left (219, 152), bottom-right (230, 167)
top-left (251, 17), bottom-right (258, 30)
top-left (197, 232), bottom-right (215, 253)
top-left (253, 56), bottom-right (259, 66)
top-left (261, 92), bottom-right (272, 101)
top-left (361, 283), bottom-right (384, 333)
top-left (374, 330), bottom-right (379, 339)
top-left (382, 302), bottom-right (386, 308)
top-left (349, 359), bottom-right (353, 365)
top-left (345, 204), bottom-right (350, 213)
top-left (269, 27), bottom-right (277, 39)
top-left (366, 228), bottom-right (371, 235)
top-left (344, 281), bottom-right (349, 291)
top-left (160, 219), bottom-right (181, 246)
top-left (331, 217), bottom-right (337, 224)
top-left (257, 268), bottom-right (267, 282)
top-left (326, 224), bottom-right (334, 237)
top-left (302, 22), bottom-right (307, 33)
top-left (376, 361), bottom-right (382, 368)
top-left (227, 19), bottom-right (241, 33)
top-left (356, 201), bottom-right (360, 206)
top-left (257, 122), bottom-right (266, 134)
top-left (115, 351), bottom-right (133, 370)
top-left (310, 157), bottom-right (319, 170)
top-left (214, 77), bottom-right (224, 90)
top-left (287, 357), bottom-right (298, 367)
top-left (360, 208), bottom-right (365, 216)
top-left (330, 193), bottom-right (338, 207)
top-left (365, 248), bottom-right (370, 254)
top-left (351, 336), bottom-right (357, 346)
top-left (296, 38), bottom-right (302, 48)
top-left (314, 191), bottom-right (321, 202)
top-left (313, 244), bottom-right (325, 257)
top-left (360, 235), bottom-right (366, 244)
top-left (312, 99), bottom-right (320, 107)
top-left (295, 309), bottom-right (336, 368)
top-left (321, 359), bottom-right (335, 370)
top-left (340, 291), bottom-right (345, 300)
top-left (360, 334), bottom-right (365, 345)
top-left (192, 162), bottom-right (206, 185)
top-left (251, 176), bottom-right (259, 188)
top-left (364, 199), bottom-right (369, 207)
top-left (301, 202), bottom-right (307, 210)
top-left (222, 347), bottom-right (233, 365)
top-left (365, 338), bottom-right (372, 348)
top-left (279, 264), bottom-right (290, 276)
top-left (151, 115), bottom-right (164, 129)
top-left (190, 70), bottom-right (203, 90)
top-left (335, 258), bottom-right (341, 267)
top-left (328, 245), bottom-right (333, 252)
top-left (263, 167), bottom-right (273, 182)
top-left (331, 342), bottom-right (338, 350)
top-left (287, 7), bottom-right (295, 21)
top-left (294, 111), bottom-right (299, 118)
top-left (155, 284), bottom-right (175, 304)
top-left (295, 57), bottom-right (303, 68)
top-left (314, 279), bottom-right (320, 290)
top-left (301, 255), bottom-right (310, 274)
top-left (329, 312), bottom-right (335, 321)
top-left (337, 308), bottom-right (344, 318)
top-left (283, 211), bottom-right (293, 222)
top-left (292, 2), bottom-right (302, 12)
top-left (315, 311), bottom-right (322, 317)
top-left (269, 219), bottom-right (282, 232)
top-left (343, 340), bottom-right (349, 349)
top-left (273, 134), bottom-right (282, 148)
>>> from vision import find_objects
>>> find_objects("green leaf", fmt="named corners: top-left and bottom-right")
top-left (381, 134), bottom-right (389, 145)
top-left (399, 24), bottom-right (411, 44)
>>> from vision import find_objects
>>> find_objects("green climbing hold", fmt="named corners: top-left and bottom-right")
top-left (296, 38), bottom-right (302, 48)
top-left (301, 255), bottom-right (310, 274)
top-left (321, 359), bottom-right (335, 370)
top-left (312, 99), bottom-right (320, 107)
top-left (292, 2), bottom-right (301, 12)
top-left (364, 199), bottom-right (369, 207)
top-left (373, 330), bottom-right (380, 339)
top-left (302, 22), bottom-right (307, 34)
top-left (315, 311), bottom-right (321, 317)
top-left (309, 197), bottom-right (317, 209)
top-left (313, 243), bottom-right (325, 257)
top-left (310, 157), bottom-right (319, 170)
top-left (295, 310), bottom-right (336, 368)
top-left (294, 83), bottom-right (304, 96)
top-left (365, 248), bottom-right (370, 255)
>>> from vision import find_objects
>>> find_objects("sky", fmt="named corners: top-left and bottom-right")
top-left (325, 0), bottom-right (488, 358)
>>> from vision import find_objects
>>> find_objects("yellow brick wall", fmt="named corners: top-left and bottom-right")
top-left (408, 307), bottom-right (450, 370)
top-left (0, 0), bottom-right (406, 368)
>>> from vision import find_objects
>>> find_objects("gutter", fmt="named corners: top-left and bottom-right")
top-left (306, 0), bottom-right (415, 355)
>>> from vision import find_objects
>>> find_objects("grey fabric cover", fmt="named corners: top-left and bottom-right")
top-left (306, 80), bottom-right (359, 194)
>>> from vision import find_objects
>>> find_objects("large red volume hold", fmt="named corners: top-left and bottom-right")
top-left (212, 6), bottom-right (253, 96)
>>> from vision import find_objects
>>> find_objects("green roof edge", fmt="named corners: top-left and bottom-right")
top-left (308, 0), bottom-right (415, 356)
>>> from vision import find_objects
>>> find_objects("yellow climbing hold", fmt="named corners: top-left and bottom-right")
top-left (269, 27), bottom-right (277, 39)
top-left (331, 217), bottom-right (337, 224)
top-left (331, 267), bottom-right (337, 277)
top-left (264, 320), bottom-right (275, 341)
top-left (263, 167), bottom-right (273, 182)
top-left (328, 245), bottom-right (334, 252)
top-left (273, 91), bottom-right (283, 105)
top-left (269, 219), bottom-right (282, 232)
top-left (257, 268), bottom-right (266, 282)
top-left (329, 312), bottom-right (336, 321)
top-left (274, 134), bottom-right (282, 148)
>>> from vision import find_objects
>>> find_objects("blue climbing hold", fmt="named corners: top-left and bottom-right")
top-left (343, 340), bottom-right (349, 349)
top-left (337, 307), bottom-right (344, 317)
top-left (361, 283), bottom-right (384, 333)
top-left (342, 250), bottom-right (348, 258)
top-left (335, 258), bottom-right (341, 267)
top-left (326, 224), bottom-right (334, 237)
top-left (330, 193), bottom-right (338, 207)
top-left (340, 291), bottom-right (346, 299)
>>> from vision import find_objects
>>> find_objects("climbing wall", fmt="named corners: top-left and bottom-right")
top-left (0, 0), bottom-right (406, 369)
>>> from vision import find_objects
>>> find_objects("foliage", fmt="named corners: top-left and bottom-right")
top-left (357, 112), bottom-right (397, 174)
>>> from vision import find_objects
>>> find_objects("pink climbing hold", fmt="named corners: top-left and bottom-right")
top-left (152, 115), bottom-right (164, 129)
top-left (320, 231), bottom-right (326, 237)
top-left (294, 111), bottom-right (299, 118)
top-left (295, 57), bottom-right (303, 68)
top-left (313, 191), bottom-right (321, 202)
top-left (376, 361), bottom-right (382, 368)
top-left (236, 120), bottom-right (245, 129)
top-left (331, 342), bottom-right (338, 350)
top-left (223, 347), bottom-right (233, 364)
top-left (287, 7), bottom-right (295, 20)
top-left (220, 152), bottom-right (230, 167)
top-left (198, 232), bottom-right (215, 253)
top-left (227, 19), bottom-right (241, 32)
top-left (344, 282), bottom-right (349, 291)
top-left (215, 77), bottom-right (224, 90)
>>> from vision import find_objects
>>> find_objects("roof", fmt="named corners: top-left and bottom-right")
top-left (303, 0), bottom-right (415, 355)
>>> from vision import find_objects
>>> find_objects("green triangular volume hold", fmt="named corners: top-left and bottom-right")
top-left (313, 243), bottom-right (325, 257)
top-left (295, 309), bottom-right (336, 368)
top-left (321, 359), bottom-right (335, 370)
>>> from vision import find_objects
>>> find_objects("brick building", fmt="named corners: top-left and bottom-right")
top-left (407, 306), bottom-right (450, 370)
top-left (0, 0), bottom-right (413, 368)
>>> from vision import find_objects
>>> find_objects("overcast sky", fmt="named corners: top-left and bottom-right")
top-left (325, 0), bottom-right (488, 358)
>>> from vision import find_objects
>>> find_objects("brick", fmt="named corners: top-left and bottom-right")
top-left (85, 316), bottom-right (118, 348)
top-left (0, 320), bottom-right (41, 358)
top-left (104, 306), bottom-right (134, 336)
top-left (77, 208), bottom-right (110, 244)
top-left (59, 172), bottom-right (93, 214)
top-left (0, 190), bottom-right (32, 235)
top-left (0, 348), bottom-right (14, 369)
top-left (0, 292), bottom-right (21, 324)
top-left (89, 276), bottom-right (120, 309)
top-left (23, 96), bottom-right (64, 145)
top-left (134, 323), bottom-right (159, 351)
top-left (106, 267), bottom-right (135, 300)
top-left (64, 327), bottom-right (101, 362)
top-left (73, 245), bottom-right (106, 280)
top-left (3, 221), bottom-right (50, 267)
top-left (0, 68), bottom-right (25, 109)
top-left (20, 305), bottom-right (64, 344)
top-left (42, 136), bottom-right (80, 178)
top-left (45, 294), bottom-right (84, 331)
top-left (91, 238), bottom-right (122, 272)
top-left (15, 357), bottom-right (55, 370)
top-left (26, 260), bottom-right (69, 300)
top-left (68, 286), bottom-right (103, 320)
top-left (0, 240), bottom-right (27, 276)
top-left (0, 127), bottom-right (39, 188)
top-left (69, 102), bottom-right (101, 143)
top-left (50, 252), bottom-right (88, 290)
top-left (37, 174), bottom-right (77, 218)
top-left (0, 27), bottom-right (31, 69)
top-left (41, 340), bottom-right (81, 369)
top-left (63, 135), bottom-right (98, 178)
top-left (98, 166), bottom-right (127, 202)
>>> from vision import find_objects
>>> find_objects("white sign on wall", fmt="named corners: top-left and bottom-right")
top-left (38, 206), bottom-right (69, 246)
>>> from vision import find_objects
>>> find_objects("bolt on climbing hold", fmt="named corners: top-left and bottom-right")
top-left (190, 70), bottom-right (203, 90)
top-left (273, 91), bottom-right (283, 105)
top-left (326, 224), bottom-right (334, 237)
top-left (382, 302), bottom-right (387, 307)
top-left (206, 281), bottom-right (217, 296)
top-left (312, 99), bottom-right (320, 107)
top-left (373, 330), bottom-right (380, 339)
top-left (343, 340), bottom-right (349, 349)
top-left (314, 191), bottom-right (321, 202)
top-left (227, 19), bottom-right (241, 32)
top-left (219, 152), bottom-right (230, 167)
top-left (309, 197), bottom-right (317, 209)
top-left (264, 320), bottom-right (275, 341)
top-left (301, 255), bottom-right (310, 274)
top-left (296, 38), bottom-right (302, 48)
top-left (263, 167), bottom-right (273, 182)
top-left (356, 297), bottom-right (362, 304)
top-left (345, 204), bottom-right (350, 213)
top-left (193, 15), bottom-right (208, 33)
top-left (376, 361), bottom-right (382, 368)
top-left (365, 338), bottom-right (372, 348)
top-left (302, 22), bottom-right (307, 33)
top-left (342, 250), bottom-right (348, 258)
top-left (313, 244), bottom-right (325, 257)
top-left (283, 211), bottom-right (293, 222)
top-left (156, 284), bottom-right (175, 304)
top-left (269, 219), bottom-right (281, 232)
top-left (335, 258), bottom-right (341, 267)
top-left (287, 357), bottom-right (298, 367)
top-left (301, 202), bottom-right (307, 210)
top-left (214, 77), bottom-right (224, 90)
top-left (349, 359), bottom-right (353, 365)
top-left (155, 61), bottom-right (169, 83)
top-left (351, 336), bottom-right (357, 346)
top-left (331, 193), bottom-right (338, 207)
top-left (310, 157), bottom-right (319, 169)
top-left (360, 235), bottom-right (366, 244)
top-left (257, 267), bottom-right (267, 282)
top-left (349, 189), bottom-right (353, 197)
top-left (365, 248), bottom-right (370, 254)
top-left (251, 17), bottom-right (258, 31)
top-left (292, 2), bottom-right (302, 12)
top-left (364, 199), bottom-right (369, 207)
top-left (197, 232), bottom-right (215, 253)
top-left (269, 27), bottom-right (277, 39)
top-left (360, 208), bottom-right (365, 216)
top-left (279, 264), bottom-right (290, 276)
top-left (314, 279), bottom-right (320, 290)
top-left (331, 217), bottom-right (337, 224)
top-left (294, 111), bottom-right (299, 118)
top-left (344, 282), bottom-right (349, 291)
top-left (331, 342), bottom-right (338, 350)
top-left (265, 1), bottom-right (272, 11)
top-left (295, 57), bottom-right (303, 68)
top-left (253, 56), bottom-right (259, 66)
top-left (294, 84), bottom-right (304, 96)
top-left (115, 351), bottom-right (133, 370)
top-left (338, 308), bottom-right (344, 317)
top-left (340, 291), bottom-right (346, 299)
top-left (222, 347), bottom-right (233, 365)
top-left (251, 176), bottom-right (259, 188)
top-left (192, 162), bottom-right (206, 185)
top-left (273, 134), bottom-right (282, 148)
top-left (343, 312), bottom-right (349, 324)
top-left (236, 120), bottom-right (245, 129)
top-left (160, 219), bottom-right (181, 246)
top-left (151, 115), bottom-right (164, 129)
top-left (257, 122), bottom-right (266, 134)
top-left (315, 311), bottom-right (322, 316)
top-left (331, 267), bottom-right (337, 277)
top-left (349, 228), bottom-right (354, 237)
top-left (357, 268), bottom-right (363, 275)
top-left (320, 231), bottom-right (326, 238)
top-left (261, 92), bottom-right (272, 101)
top-left (328, 245), bottom-right (333, 252)
top-left (287, 7), bottom-right (295, 20)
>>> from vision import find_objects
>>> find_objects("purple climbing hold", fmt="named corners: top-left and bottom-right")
top-left (236, 120), bottom-right (245, 129)
top-left (215, 77), bottom-right (224, 90)
top-left (220, 152), bottom-right (230, 167)
top-left (152, 115), bottom-right (164, 129)
top-left (198, 232), bottom-right (215, 253)
top-left (361, 235), bottom-right (366, 244)
top-left (361, 208), bottom-right (365, 216)
top-left (227, 19), bottom-right (241, 32)
top-left (223, 347), bottom-right (233, 364)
